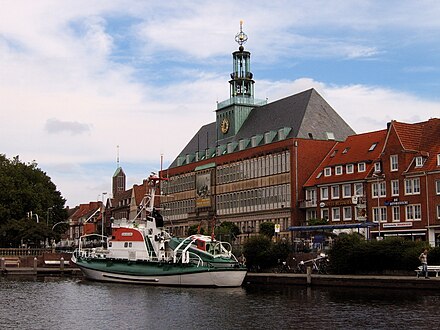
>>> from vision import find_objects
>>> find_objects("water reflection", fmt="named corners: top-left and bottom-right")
top-left (1, 277), bottom-right (439, 330)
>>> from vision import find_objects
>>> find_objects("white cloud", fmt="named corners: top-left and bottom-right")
top-left (1, 1), bottom-right (439, 207)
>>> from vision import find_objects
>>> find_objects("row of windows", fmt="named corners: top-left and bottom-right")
top-left (310, 204), bottom-right (423, 222)
top-left (373, 204), bottom-right (422, 222)
top-left (321, 162), bottom-right (366, 178)
top-left (161, 173), bottom-right (195, 194)
top-left (162, 199), bottom-right (195, 220)
top-left (311, 178), bottom-right (423, 202)
top-left (217, 151), bottom-right (290, 185)
top-left (216, 184), bottom-right (291, 215)
top-left (390, 154), bottom-right (432, 171)
top-left (317, 183), bottom-right (364, 201)
top-left (372, 178), bottom-right (421, 198)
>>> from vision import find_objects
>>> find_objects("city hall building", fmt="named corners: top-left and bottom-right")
top-left (159, 24), bottom-right (354, 243)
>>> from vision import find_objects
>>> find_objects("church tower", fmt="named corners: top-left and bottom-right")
top-left (112, 146), bottom-right (126, 197)
top-left (216, 21), bottom-right (266, 142)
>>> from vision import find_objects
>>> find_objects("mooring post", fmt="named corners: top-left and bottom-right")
top-left (307, 266), bottom-right (312, 285)
top-left (33, 257), bottom-right (37, 270)
top-left (1, 257), bottom-right (5, 271)
top-left (60, 257), bottom-right (64, 271)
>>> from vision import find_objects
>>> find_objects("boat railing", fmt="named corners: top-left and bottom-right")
top-left (173, 250), bottom-right (204, 267)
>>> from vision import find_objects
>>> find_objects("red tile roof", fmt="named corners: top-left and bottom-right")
top-left (304, 129), bottom-right (387, 186)
top-left (393, 118), bottom-right (440, 173)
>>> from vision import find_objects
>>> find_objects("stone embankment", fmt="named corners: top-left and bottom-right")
top-left (245, 272), bottom-right (440, 290)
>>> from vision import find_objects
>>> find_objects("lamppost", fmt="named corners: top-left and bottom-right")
top-left (372, 173), bottom-right (384, 240)
top-left (46, 207), bottom-right (52, 226)
top-left (101, 192), bottom-right (107, 244)
top-left (242, 225), bottom-right (254, 242)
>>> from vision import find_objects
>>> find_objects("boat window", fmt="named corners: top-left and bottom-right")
top-left (124, 242), bottom-right (128, 248)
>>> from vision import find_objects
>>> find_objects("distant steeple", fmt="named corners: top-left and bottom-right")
top-left (112, 145), bottom-right (126, 197)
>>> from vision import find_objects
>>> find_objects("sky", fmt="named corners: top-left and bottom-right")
top-left (1, 1), bottom-right (439, 208)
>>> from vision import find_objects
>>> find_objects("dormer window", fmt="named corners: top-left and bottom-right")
top-left (324, 167), bottom-right (331, 177)
top-left (369, 143), bottom-right (378, 151)
top-left (326, 132), bottom-right (335, 140)
top-left (335, 166), bottom-right (343, 175)
top-left (346, 164), bottom-right (354, 174)
top-left (374, 162), bottom-right (381, 173)
top-left (415, 156), bottom-right (424, 167)
top-left (358, 162), bottom-right (366, 172)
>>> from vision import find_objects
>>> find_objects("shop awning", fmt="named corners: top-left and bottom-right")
top-left (288, 222), bottom-right (378, 232)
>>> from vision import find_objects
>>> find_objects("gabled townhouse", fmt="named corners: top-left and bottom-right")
top-left (67, 201), bottom-right (102, 246)
top-left (302, 129), bottom-right (388, 238)
top-left (371, 119), bottom-right (440, 245)
top-left (104, 177), bottom-right (150, 235)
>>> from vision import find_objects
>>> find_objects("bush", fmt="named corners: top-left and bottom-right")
top-left (243, 236), bottom-right (291, 271)
top-left (328, 234), bottom-right (427, 274)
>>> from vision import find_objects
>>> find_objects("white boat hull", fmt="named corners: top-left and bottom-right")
top-left (78, 264), bottom-right (246, 287)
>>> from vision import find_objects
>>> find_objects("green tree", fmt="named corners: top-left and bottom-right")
top-left (188, 224), bottom-right (205, 236)
top-left (307, 218), bottom-right (329, 226)
top-left (243, 235), bottom-right (273, 270)
top-left (0, 154), bottom-right (66, 247)
top-left (259, 222), bottom-right (275, 238)
top-left (215, 221), bottom-right (240, 243)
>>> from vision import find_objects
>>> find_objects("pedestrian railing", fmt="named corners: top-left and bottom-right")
top-left (0, 248), bottom-right (53, 257)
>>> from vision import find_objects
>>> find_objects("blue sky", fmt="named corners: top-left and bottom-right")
top-left (1, 1), bottom-right (439, 207)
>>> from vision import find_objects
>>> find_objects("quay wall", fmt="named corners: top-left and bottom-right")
top-left (245, 273), bottom-right (440, 290)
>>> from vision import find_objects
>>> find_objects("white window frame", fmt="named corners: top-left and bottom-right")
top-left (320, 187), bottom-right (329, 200)
top-left (342, 184), bottom-right (351, 198)
top-left (391, 180), bottom-right (399, 197)
top-left (373, 207), bottom-right (387, 222)
top-left (354, 183), bottom-right (364, 197)
top-left (321, 208), bottom-right (329, 221)
top-left (343, 206), bottom-right (352, 220)
top-left (437, 205), bottom-right (440, 220)
top-left (392, 206), bottom-right (400, 222)
top-left (306, 188), bottom-right (317, 206)
top-left (405, 178), bottom-right (421, 195)
top-left (374, 162), bottom-right (381, 173)
top-left (324, 167), bottom-right (331, 177)
top-left (358, 162), bottom-right (366, 172)
top-left (405, 204), bottom-right (422, 221)
top-left (372, 181), bottom-right (386, 198)
top-left (331, 185), bottom-right (340, 199)
top-left (438, 154), bottom-right (440, 166)
top-left (346, 164), bottom-right (354, 174)
top-left (332, 207), bottom-right (341, 221)
top-left (390, 155), bottom-right (398, 171)
top-left (436, 180), bottom-right (440, 195)
top-left (335, 166), bottom-right (343, 175)
top-left (415, 156), bottom-right (424, 167)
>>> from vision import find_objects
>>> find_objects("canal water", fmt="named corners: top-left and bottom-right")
top-left (1, 276), bottom-right (439, 329)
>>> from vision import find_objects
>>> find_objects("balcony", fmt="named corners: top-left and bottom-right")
top-left (299, 200), bottom-right (317, 209)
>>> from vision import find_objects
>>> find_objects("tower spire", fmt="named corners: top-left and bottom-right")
top-left (235, 20), bottom-right (248, 51)
top-left (116, 145), bottom-right (120, 168)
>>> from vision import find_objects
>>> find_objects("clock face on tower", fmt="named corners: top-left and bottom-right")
top-left (220, 118), bottom-right (230, 134)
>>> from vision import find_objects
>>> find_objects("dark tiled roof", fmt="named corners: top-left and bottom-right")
top-left (170, 88), bottom-right (355, 168)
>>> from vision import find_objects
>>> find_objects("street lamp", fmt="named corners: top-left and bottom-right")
top-left (372, 173), bottom-right (384, 240)
top-left (242, 225), bottom-right (254, 241)
top-left (47, 207), bottom-right (53, 226)
top-left (101, 192), bottom-right (107, 244)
